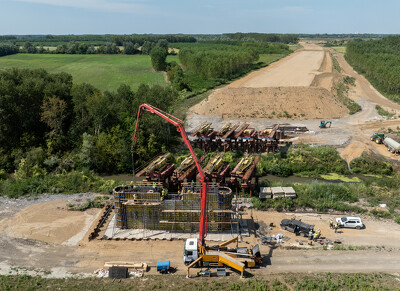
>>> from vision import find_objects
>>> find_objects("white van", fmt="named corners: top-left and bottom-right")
top-left (336, 216), bottom-right (364, 229)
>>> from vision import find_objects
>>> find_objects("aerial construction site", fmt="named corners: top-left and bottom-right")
top-left (1, 41), bottom-right (400, 289)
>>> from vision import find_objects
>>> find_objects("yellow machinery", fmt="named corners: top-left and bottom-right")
top-left (185, 237), bottom-right (261, 278)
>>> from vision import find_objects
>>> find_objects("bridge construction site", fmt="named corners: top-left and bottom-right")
top-left (135, 152), bottom-right (260, 195)
top-left (189, 122), bottom-right (308, 153)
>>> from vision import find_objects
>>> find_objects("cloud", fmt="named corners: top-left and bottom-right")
top-left (12, 0), bottom-right (155, 14)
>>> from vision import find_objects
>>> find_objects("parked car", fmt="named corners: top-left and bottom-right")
top-left (280, 219), bottom-right (314, 237)
top-left (336, 216), bottom-right (364, 229)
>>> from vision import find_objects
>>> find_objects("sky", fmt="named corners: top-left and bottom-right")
top-left (1, 0), bottom-right (400, 35)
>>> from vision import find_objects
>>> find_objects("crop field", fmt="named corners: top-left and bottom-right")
top-left (0, 54), bottom-right (179, 92)
top-left (332, 46), bottom-right (346, 53)
top-left (288, 44), bottom-right (301, 51)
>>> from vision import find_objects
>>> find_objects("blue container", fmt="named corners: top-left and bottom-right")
top-left (157, 261), bottom-right (170, 271)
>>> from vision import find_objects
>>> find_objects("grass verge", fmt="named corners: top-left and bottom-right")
top-left (375, 105), bottom-right (395, 119)
top-left (0, 273), bottom-right (398, 290)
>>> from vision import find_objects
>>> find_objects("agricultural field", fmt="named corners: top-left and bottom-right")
top-left (0, 54), bottom-right (179, 92)
top-left (332, 46), bottom-right (346, 53)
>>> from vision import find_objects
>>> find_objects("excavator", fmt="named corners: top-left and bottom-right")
top-left (319, 120), bottom-right (332, 128)
top-left (132, 104), bottom-right (261, 278)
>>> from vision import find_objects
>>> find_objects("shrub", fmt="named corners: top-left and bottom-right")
top-left (350, 153), bottom-right (393, 175)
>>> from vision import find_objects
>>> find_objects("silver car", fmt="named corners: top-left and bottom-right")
top-left (336, 216), bottom-right (364, 229)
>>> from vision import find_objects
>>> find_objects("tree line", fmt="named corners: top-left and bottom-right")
top-left (222, 33), bottom-right (299, 44)
top-left (0, 44), bottom-right (19, 56)
top-left (14, 39), bottom-right (172, 56)
top-left (0, 34), bottom-right (196, 47)
top-left (178, 42), bottom-right (289, 80)
top-left (0, 68), bottom-right (179, 178)
top-left (346, 36), bottom-right (400, 103)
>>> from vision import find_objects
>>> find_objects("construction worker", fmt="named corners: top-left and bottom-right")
top-left (334, 223), bottom-right (339, 233)
top-left (329, 218), bottom-right (333, 229)
top-left (313, 231), bottom-right (318, 242)
top-left (308, 229), bottom-right (313, 240)
top-left (316, 228), bottom-right (321, 239)
top-left (153, 182), bottom-right (157, 191)
top-left (161, 189), bottom-right (165, 201)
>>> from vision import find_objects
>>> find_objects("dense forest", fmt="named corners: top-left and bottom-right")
top-left (346, 36), bottom-right (400, 104)
top-left (179, 44), bottom-right (259, 79)
top-left (0, 68), bottom-right (179, 178)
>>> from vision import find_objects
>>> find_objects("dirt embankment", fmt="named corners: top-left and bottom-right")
top-left (190, 43), bottom-right (347, 120)
top-left (192, 87), bottom-right (347, 120)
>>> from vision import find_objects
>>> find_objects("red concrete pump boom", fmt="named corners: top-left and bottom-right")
top-left (132, 103), bottom-right (209, 246)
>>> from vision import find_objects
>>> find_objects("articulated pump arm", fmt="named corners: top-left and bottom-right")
top-left (132, 104), bottom-right (209, 246)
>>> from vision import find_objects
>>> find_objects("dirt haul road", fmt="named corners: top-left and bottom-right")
top-left (189, 43), bottom-right (349, 120)
top-left (228, 44), bottom-right (325, 88)
top-left (1, 196), bottom-right (400, 277)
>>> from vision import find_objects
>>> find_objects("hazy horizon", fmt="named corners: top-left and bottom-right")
top-left (1, 0), bottom-right (400, 35)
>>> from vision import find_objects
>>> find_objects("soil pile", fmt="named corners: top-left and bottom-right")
top-left (191, 87), bottom-right (348, 119)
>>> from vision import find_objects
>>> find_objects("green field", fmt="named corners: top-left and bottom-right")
top-left (258, 53), bottom-right (285, 65)
top-left (0, 54), bottom-right (179, 92)
top-left (332, 46), bottom-right (346, 53)
top-left (288, 44), bottom-right (301, 51)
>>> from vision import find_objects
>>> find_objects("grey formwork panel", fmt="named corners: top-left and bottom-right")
top-left (282, 187), bottom-right (296, 198)
top-left (271, 187), bottom-right (285, 199)
top-left (259, 187), bottom-right (272, 199)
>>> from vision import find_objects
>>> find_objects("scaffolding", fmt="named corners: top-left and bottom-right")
top-left (113, 184), bottom-right (236, 233)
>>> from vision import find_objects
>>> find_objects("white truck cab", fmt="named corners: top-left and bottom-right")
top-left (184, 238), bottom-right (199, 265)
